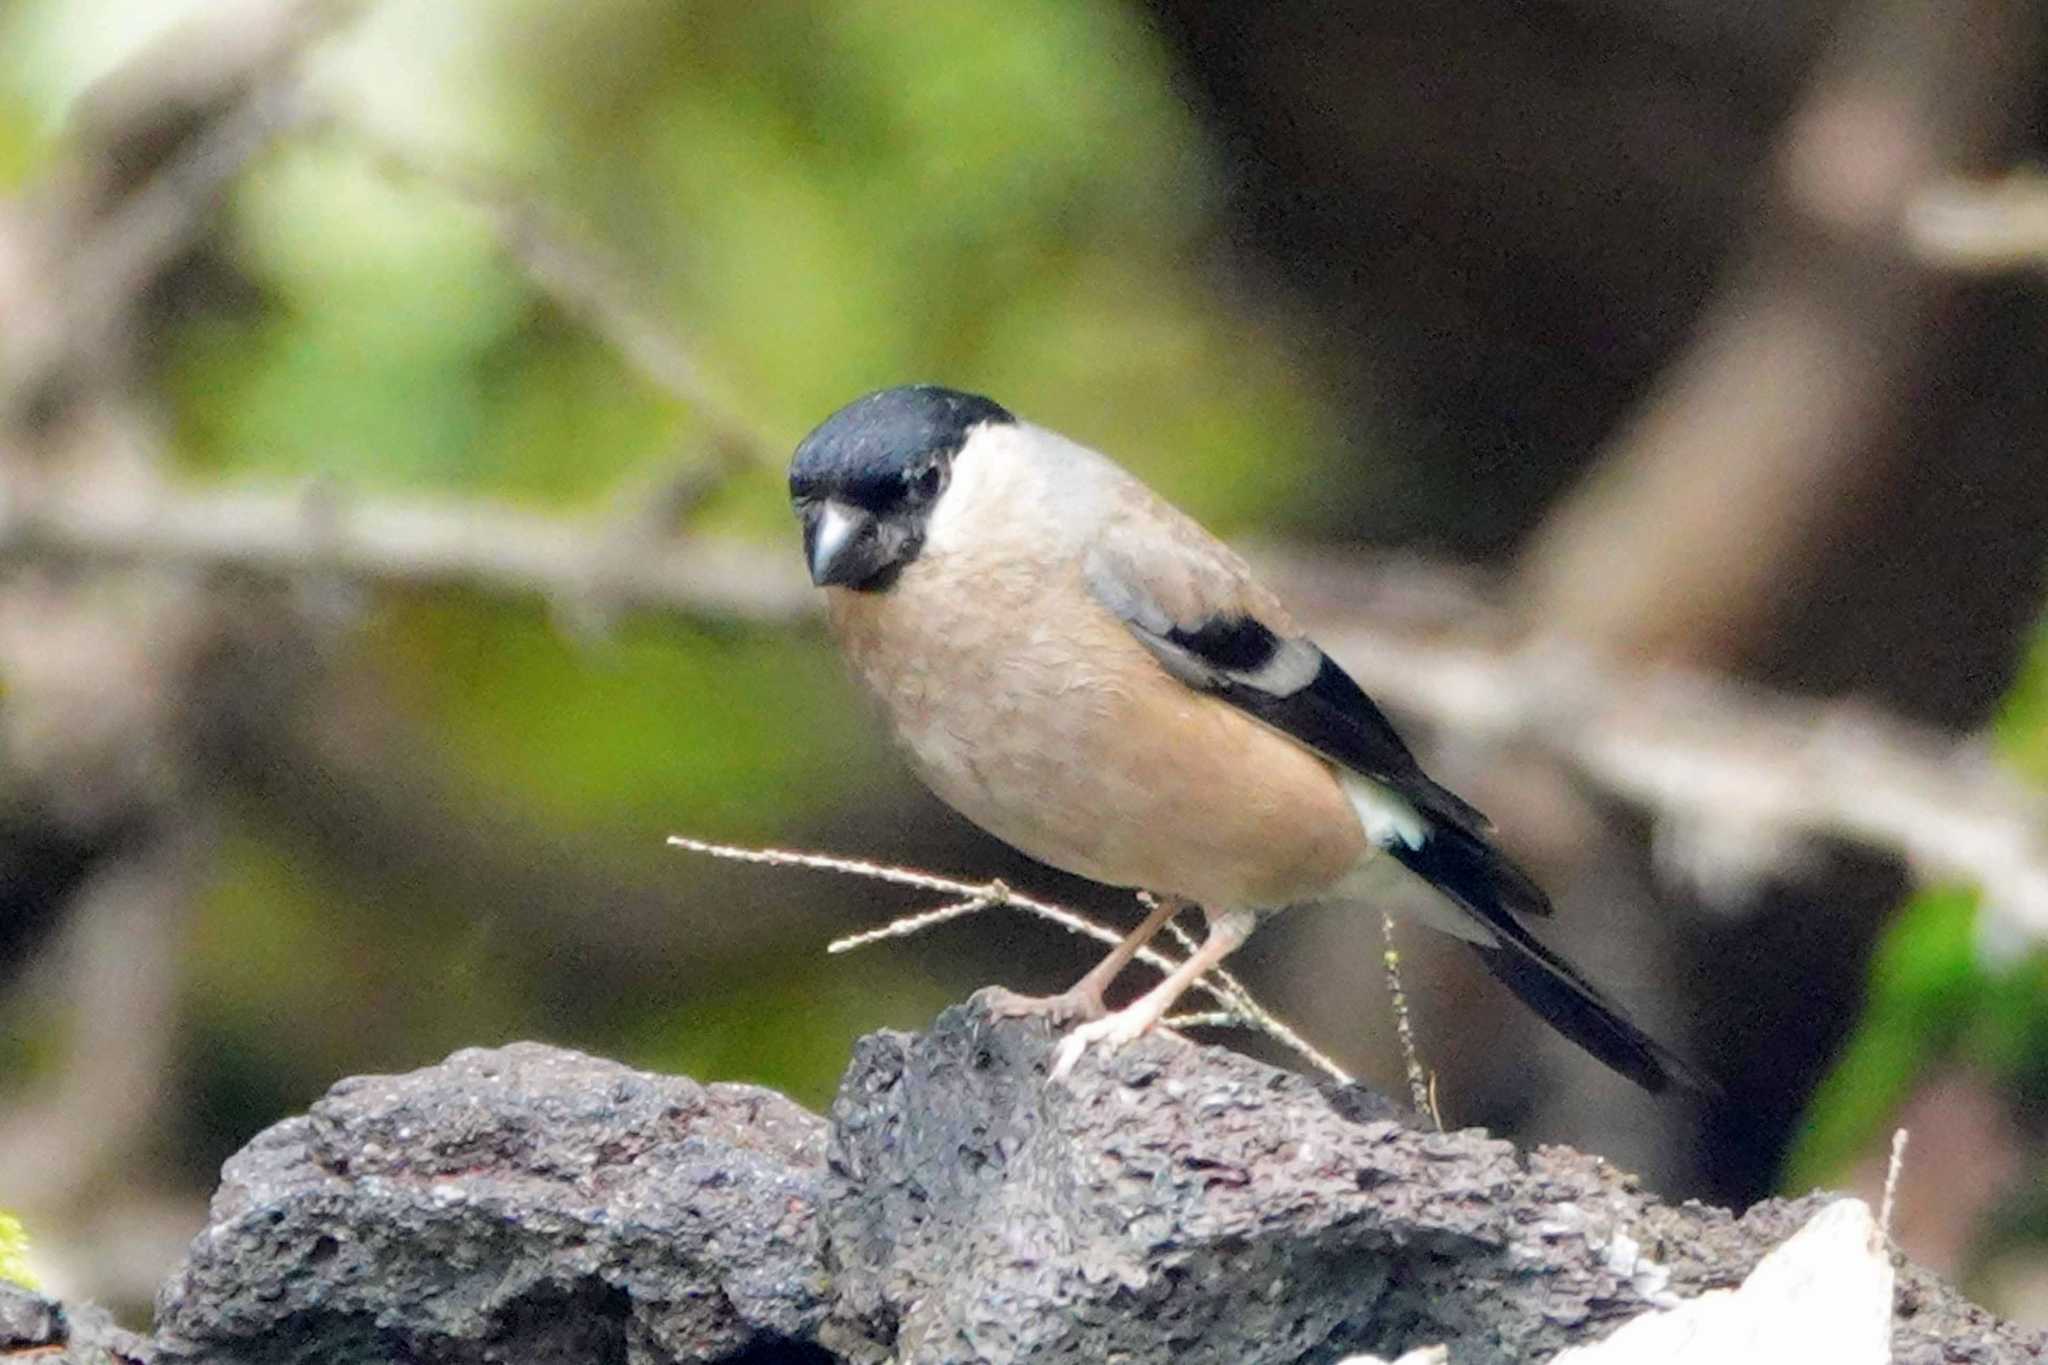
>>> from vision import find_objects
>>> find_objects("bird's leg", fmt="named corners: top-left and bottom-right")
top-left (1057, 892), bottom-right (1188, 1016)
top-left (983, 893), bottom-right (1187, 1025)
top-left (1049, 906), bottom-right (1256, 1081)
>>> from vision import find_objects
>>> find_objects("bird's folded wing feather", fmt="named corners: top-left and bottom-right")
top-left (1072, 494), bottom-right (1757, 1088)
top-left (1081, 506), bottom-right (1492, 839)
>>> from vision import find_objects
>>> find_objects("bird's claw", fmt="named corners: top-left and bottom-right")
top-left (1048, 1006), bottom-right (1156, 1082)
top-left (979, 984), bottom-right (1107, 1026)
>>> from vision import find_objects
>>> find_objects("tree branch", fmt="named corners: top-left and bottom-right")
top-left (1312, 622), bottom-right (2048, 951)
top-left (1905, 169), bottom-right (2048, 273)
top-left (0, 481), bottom-right (816, 625)
top-left (10, 477), bottom-right (2042, 949)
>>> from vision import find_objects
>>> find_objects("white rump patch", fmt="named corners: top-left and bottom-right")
top-left (1341, 771), bottom-right (1427, 851)
top-left (1325, 773), bottom-right (1499, 945)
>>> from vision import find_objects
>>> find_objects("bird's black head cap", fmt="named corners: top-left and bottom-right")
top-left (788, 385), bottom-right (1013, 507)
top-left (788, 386), bottom-right (1014, 591)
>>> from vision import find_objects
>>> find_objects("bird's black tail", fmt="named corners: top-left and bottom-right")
top-left (1386, 824), bottom-right (1715, 1096)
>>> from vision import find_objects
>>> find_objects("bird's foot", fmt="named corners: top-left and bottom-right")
top-left (978, 983), bottom-right (1108, 1026)
top-left (1048, 1001), bottom-right (1161, 1081)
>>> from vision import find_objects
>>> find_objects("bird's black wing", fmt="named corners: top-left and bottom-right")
top-left (1084, 546), bottom-right (1494, 842)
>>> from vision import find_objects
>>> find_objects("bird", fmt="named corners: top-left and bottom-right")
top-left (788, 384), bottom-right (1710, 1093)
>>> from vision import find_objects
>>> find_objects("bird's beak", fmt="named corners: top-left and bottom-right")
top-left (804, 500), bottom-right (878, 587)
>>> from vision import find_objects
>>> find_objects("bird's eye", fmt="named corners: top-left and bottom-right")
top-left (906, 461), bottom-right (943, 501)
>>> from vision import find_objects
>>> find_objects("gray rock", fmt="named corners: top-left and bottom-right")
top-left (823, 995), bottom-right (1629, 1364)
top-left (0, 1281), bottom-right (59, 1350)
top-left (141, 1000), bottom-right (2044, 1364)
top-left (152, 1041), bottom-right (831, 1363)
top-left (0, 1279), bottom-right (152, 1363)
top-left (825, 994), bottom-right (2043, 1364)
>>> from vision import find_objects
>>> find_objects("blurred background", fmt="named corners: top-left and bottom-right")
top-left (1, 0), bottom-right (2046, 1329)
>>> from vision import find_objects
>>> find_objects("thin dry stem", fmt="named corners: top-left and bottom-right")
top-left (1381, 910), bottom-right (1437, 1124)
top-left (670, 835), bottom-right (1213, 1001)
top-left (826, 897), bottom-right (997, 952)
top-left (667, 835), bottom-right (1352, 1083)
top-left (1162, 1011), bottom-right (1246, 1030)
top-left (1878, 1127), bottom-right (1910, 1249)
top-left (1156, 913), bottom-right (1353, 1083)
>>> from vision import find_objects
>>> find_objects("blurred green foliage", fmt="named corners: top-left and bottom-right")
top-left (1996, 617), bottom-right (2048, 787)
top-left (0, 0), bottom-right (1342, 1119)
top-left (0, 1212), bottom-right (32, 1290)
top-left (366, 599), bottom-right (874, 837)
top-left (1787, 615), bottom-right (2048, 1189)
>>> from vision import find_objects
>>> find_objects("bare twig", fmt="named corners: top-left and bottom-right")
top-left (1156, 913), bottom-right (1353, 1083)
top-left (666, 835), bottom-right (1353, 1083)
top-left (671, 834), bottom-right (1210, 986)
top-left (826, 896), bottom-right (1003, 952)
top-left (1159, 915), bottom-right (1258, 1022)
